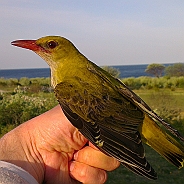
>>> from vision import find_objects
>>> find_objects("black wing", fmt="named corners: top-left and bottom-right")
top-left (54, 76), bottom-right (157, 180)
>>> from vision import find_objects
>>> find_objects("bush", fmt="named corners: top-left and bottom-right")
top-left (6, 78), bottom-right (19, 86)
top-left (30, 77), bottom-right (51, 86)
top-left (0, 78), bottom-right (7, 86)
top-left (19, 77), bottom-right (31, 86)
top-left (121, 76), bottom-right (184, 90)
top-left (176, 77), bottom-right (184, 88)
top-left (0, 89), bottom-right (57, 136)
top-left (0, 77), bottom-right (51, 87)
top-left (122, 77), bottom-right (142, 89)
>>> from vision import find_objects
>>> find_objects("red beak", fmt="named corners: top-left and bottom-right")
top-left (11, 40), bottom-right (40, 51)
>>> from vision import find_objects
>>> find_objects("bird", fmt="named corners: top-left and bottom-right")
top-left (11, 36), bottom-right (184, 180)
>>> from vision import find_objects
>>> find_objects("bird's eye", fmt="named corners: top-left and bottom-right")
top-left (47, 41), bottom-right (57, 49)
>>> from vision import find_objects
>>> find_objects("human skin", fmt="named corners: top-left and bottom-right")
top-left (0, 105), bottom-right (120, 184)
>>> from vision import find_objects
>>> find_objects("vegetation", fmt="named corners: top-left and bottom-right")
top-left (1, 76), bottom-right (184, 135)
top-left (101, 66), bottom-right (120, 78)
top-left (0, 78), bottom-right (57, 135)
top-left (145, 63), bottom-right (165, 77)
top-left (0, 76), bottom-right (184, 183)
top-left (122, 76), bottom-right (184, 90)
top-left (165, 63), bottom-right (184, 77)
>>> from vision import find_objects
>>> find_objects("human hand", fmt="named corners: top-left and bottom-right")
top-left (0, 105), bottom-right (120, 184)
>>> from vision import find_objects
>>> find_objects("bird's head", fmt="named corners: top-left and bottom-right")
top-left (11, 36), bottom-right (84, 87)
top-left (11, 36), bottom-right (79, 68)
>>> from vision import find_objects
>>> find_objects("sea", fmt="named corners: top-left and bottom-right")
top-left (0, 64), bottom-right (173, 79)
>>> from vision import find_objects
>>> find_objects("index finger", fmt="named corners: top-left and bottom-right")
top-left (73, 145), bottom-right (120, 171)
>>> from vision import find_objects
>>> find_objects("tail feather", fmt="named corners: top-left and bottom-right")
top-left (140, 114), bottom-right (184, 168)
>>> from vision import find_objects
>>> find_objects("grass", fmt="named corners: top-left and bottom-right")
top-left (136, 89), bottom-right (184, 124)
top-left (135, 89), bottom-right (184, 112)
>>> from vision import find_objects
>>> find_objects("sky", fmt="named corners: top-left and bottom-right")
top-left (0, 0), bottom-right (184, 69)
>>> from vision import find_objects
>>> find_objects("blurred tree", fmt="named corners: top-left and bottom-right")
top-left (145, 63), bottom-right (165, 78)
top-left (101, 66), bottom-right (120, 78)
top-left (165, 63), bottom-right (184, 77)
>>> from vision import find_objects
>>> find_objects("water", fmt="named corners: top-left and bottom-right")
top-left (0, 64), bottom-right (172, 79)
top-left (0, 68), bottom-right (51, 79)
top-left (113, 64), bottom-right (151, 78)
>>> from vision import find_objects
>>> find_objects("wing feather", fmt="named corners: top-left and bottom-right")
top-left (54, 76), bottom-right (157, 179)
top-left (89, 64), bottom-right (184, 141)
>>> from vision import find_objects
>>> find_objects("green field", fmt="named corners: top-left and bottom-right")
top-left (0, 77), bottom-right (184, 183)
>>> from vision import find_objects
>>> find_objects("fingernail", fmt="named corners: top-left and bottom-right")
top-left (69, 162), bottom-right (75, 172)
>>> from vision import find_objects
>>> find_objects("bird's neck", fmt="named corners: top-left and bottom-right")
top-left (50, 53), bottom-right (89, 88)
top-left (50, 59), bottom-right (84, 88)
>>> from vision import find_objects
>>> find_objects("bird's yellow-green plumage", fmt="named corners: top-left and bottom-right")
top-left (11, 36), bottom-right (184, 180)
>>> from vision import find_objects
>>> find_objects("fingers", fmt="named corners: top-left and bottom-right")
top-left (73, 146), bottom-right (120, 171)
top-left (69, 145), bottom-right (120, 183)
top-left (69, 161), bottom-right (107, 184)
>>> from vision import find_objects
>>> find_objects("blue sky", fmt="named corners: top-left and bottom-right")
top-left (1, 0), bottom-right (184, 69)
